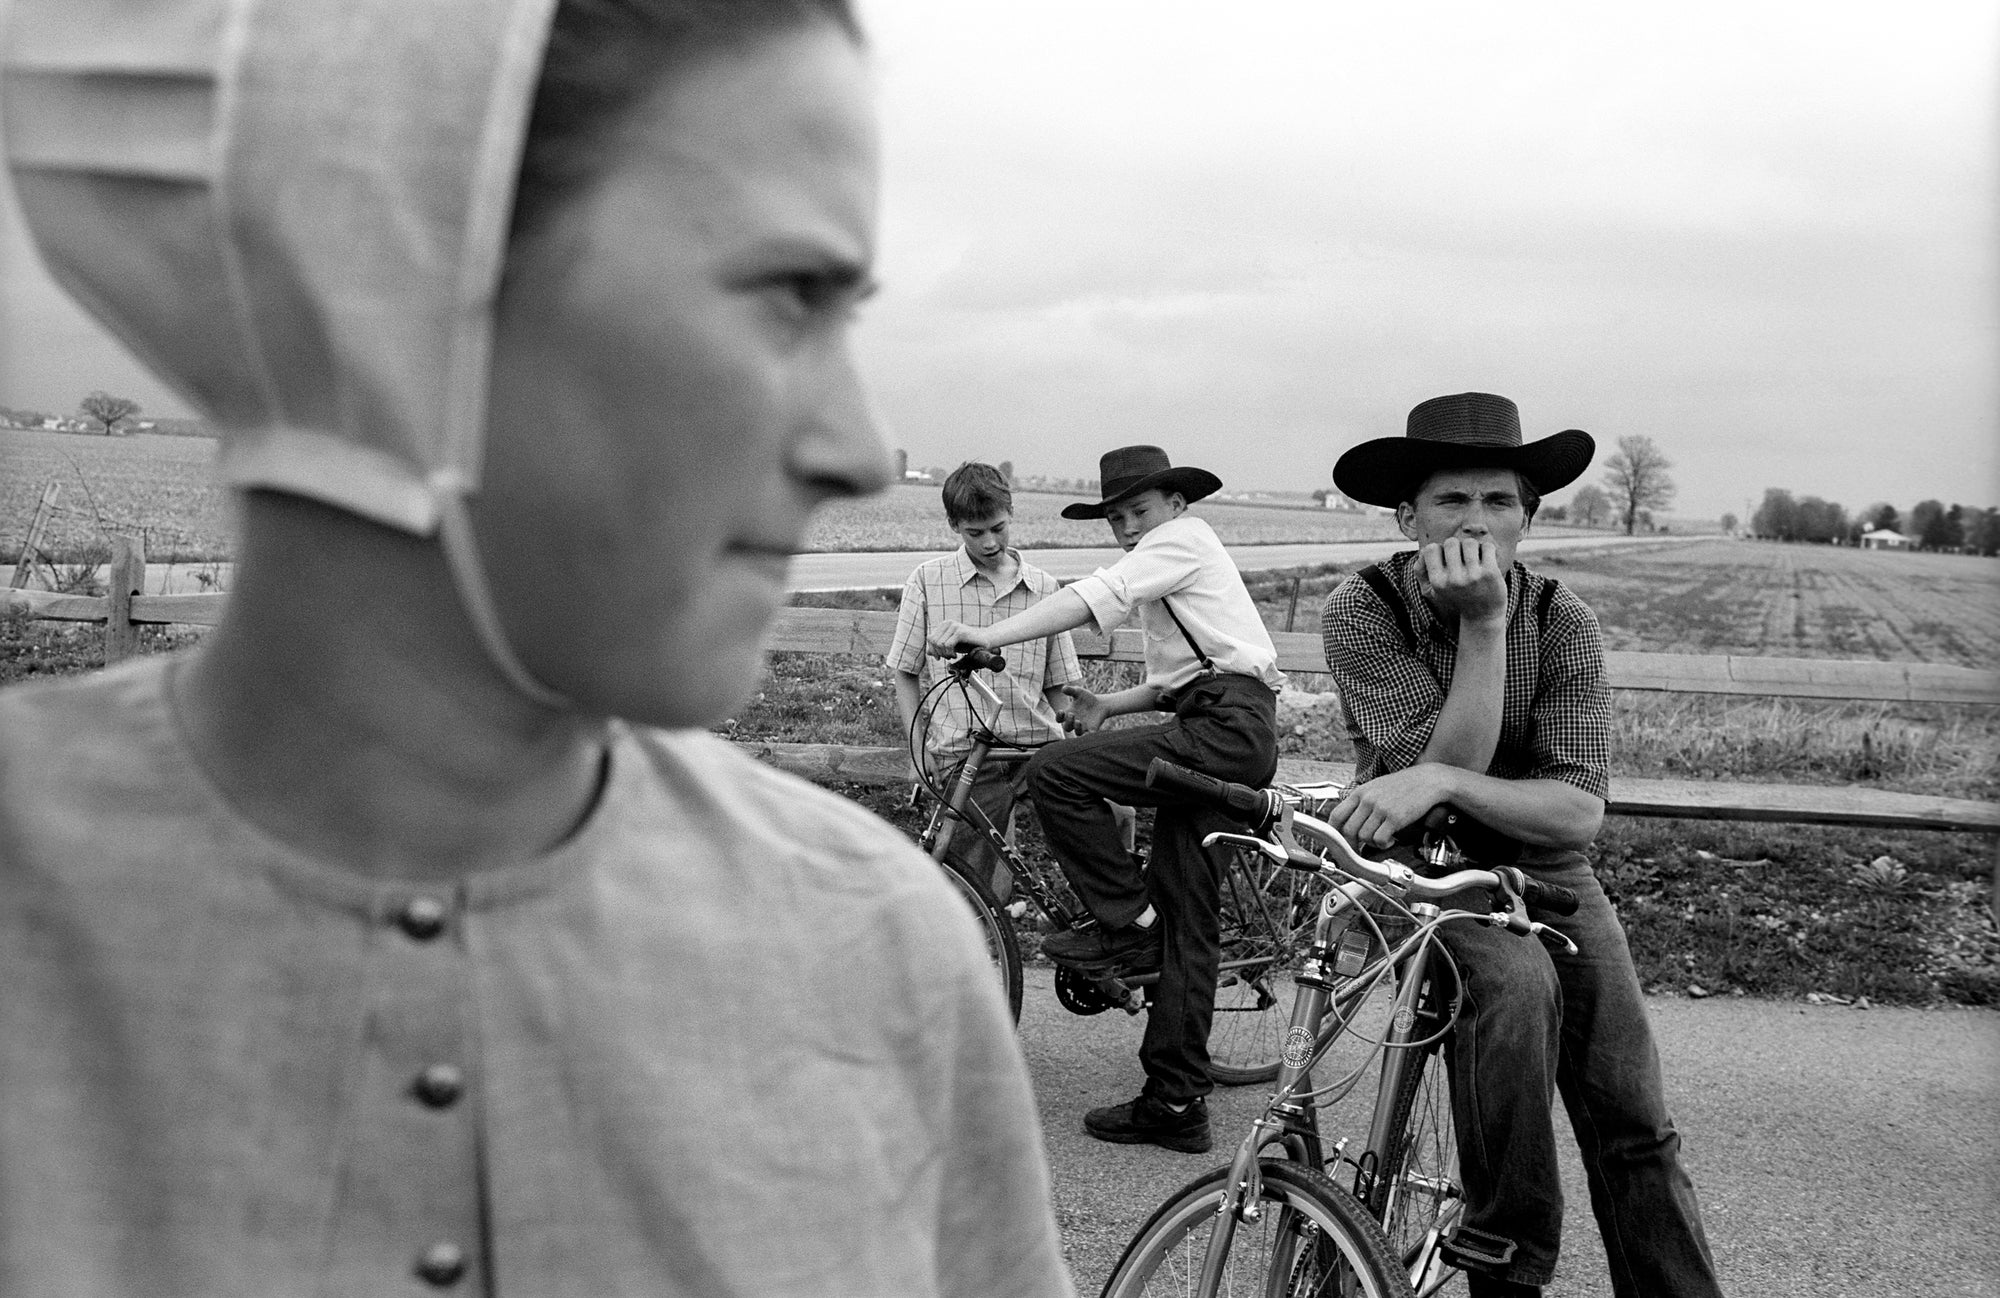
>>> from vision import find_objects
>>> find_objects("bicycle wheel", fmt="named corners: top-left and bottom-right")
top-left (937, 858), bottom-right (1024, 1023)
top-left (1365, 992), bottom-right (1462, 1295)
top-left (1206, 844), bottom-right (1334, 1085)
top-left (1101, 1160), bottom-right (1406, 1298)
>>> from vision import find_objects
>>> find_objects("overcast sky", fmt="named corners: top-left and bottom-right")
top-left (3, 0), bottom-right (1994, 522)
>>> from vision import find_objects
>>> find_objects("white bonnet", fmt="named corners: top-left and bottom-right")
top-left (4, 0), bottom-right (560, 535)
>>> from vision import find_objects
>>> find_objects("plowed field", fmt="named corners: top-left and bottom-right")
top-left (1542, 539), bottom-right (2000, 668)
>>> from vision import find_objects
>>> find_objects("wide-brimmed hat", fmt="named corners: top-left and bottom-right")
top-left (1061, 446), bottom-right (1222, 520)
top-left (1332, 393), bottom-right (1595, 508)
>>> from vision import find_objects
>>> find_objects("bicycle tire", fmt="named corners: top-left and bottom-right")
top-left (1206, 844), bottom-right (1335, 1085)
top-left (1100, 1160), bottom-right (1408, 1298)
top-left (1365, 989), bottom-right (1463, 1295)
top-left (936, 857), bottom-right (1024, 1023)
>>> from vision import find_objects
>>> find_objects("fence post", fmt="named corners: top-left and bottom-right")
top-left (8, 481), bottom-right (61, 590)
top-left (104, 534), bottom-right (145, 663)
top-left (1282, 575), bottom-right (1303, 633)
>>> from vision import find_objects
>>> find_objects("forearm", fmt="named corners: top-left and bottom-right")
top-left (1421, 766), bottom-right (1604, 849)
top-left (1419, 617), bottom-right (1505, 770)
top-left (1098, 684), bottom-right (1166, 717)
top-left (973, 588), bottom-right (1092, 649)
top-left (893, 672), bottom-right (924, 751)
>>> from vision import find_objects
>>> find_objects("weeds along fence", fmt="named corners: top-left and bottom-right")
top-left (8, 542), bottom-right (1997, 836)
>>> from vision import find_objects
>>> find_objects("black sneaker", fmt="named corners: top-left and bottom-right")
top-left (1040, 921), bottom-right (1162, 973)
top-left (1083, 1092), bottom-right (1211, 1153)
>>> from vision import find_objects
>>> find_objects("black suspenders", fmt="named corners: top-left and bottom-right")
top-left (1356, 562), bottom-right (1560, 653)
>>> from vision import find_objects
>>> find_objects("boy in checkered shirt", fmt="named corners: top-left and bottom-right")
top-left (887, 463), bottom-right (1082, 899)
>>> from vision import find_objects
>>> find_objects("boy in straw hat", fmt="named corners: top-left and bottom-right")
top-left (0, 1), bottom-right (1073, 1293)
top-left (1320, 393), bottom-right (1725, 1298)
top-left (930, 445), bottom-right (1285, 1154)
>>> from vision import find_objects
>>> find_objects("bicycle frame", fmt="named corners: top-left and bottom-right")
top-left (1187, 804), bottom-right (1577, 1296)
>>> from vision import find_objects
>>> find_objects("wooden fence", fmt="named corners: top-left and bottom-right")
top-left (9, 551), bottom-right (1997, 834)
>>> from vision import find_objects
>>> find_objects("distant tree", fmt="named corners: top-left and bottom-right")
top-left (1569, 483), bottom-right (1611, 528)
top-left (1909, 499), bottom-right (1959, 550)
top-left (1541, 502), bottom-right (1568, 523)
top-left (79, 391), bottom-right (141, 436)
top-left (1600, 435), bottom-right (1676, 535)
top-left (1964, 508), bottom-right (2000, 557)
top-left (1718, 511), bottom-right (1737, 535)
top-left (1858, 502), bottom-right (1899, 534)
top-left (1795, 496), bottom-right (1849, 544)
top-left (1752, 487), bottom-right (1798, 539)
top-left (998, 460), bottom-right (1014, 485)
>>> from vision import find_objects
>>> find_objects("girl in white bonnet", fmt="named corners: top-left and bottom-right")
top-left (0, 2), bottom-right (1072, 1294)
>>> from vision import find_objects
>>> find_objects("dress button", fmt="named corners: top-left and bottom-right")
top-left (398, 895), bottom-right (449, 941)
top-left (415, 1240), bottom-right (467, 1287)
top-left (412, 1063), bottom-right (466, 1109)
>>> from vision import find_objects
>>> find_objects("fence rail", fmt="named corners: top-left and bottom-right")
top-left (9, 568), bottom-right (1995, 833)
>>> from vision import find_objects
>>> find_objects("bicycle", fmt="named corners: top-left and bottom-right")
top-left (912, 649), bottom-right (1335, 1084)
top-left (1101, 759), bottom-right (1581, 1298)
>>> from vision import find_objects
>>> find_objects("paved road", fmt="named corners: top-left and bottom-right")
top-left (786, 533), bottom-right (1683, 592)
top-left (1019, 965), bottom-right (1999, 1296)
top-left (130, 534), bottom-right (1682, 596)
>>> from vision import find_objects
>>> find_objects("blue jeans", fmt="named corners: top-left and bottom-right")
top-left (1435, 852), bottom-right (1724, 1296)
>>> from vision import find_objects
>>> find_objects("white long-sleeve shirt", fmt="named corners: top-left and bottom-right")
top-left (1066, 515), bottom-right (1285, 695)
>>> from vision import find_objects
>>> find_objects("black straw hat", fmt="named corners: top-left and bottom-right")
top-left (1332, 393), bottom-right (1595, 508)
top-left (1061, 446), bottom-right (1222, 520)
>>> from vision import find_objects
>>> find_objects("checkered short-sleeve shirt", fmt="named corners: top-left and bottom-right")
top-left (1319, 551), bottom-right (1611, 800)
top-left (886, 549), bottom-right (1084, 761)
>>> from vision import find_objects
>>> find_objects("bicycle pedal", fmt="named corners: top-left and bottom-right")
top-left (1439, 1226), bottom-right (1517, 1271)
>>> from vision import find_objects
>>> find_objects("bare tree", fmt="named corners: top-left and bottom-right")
top-left (79, 391), bottom-right (141, 436)
top-left (1601, 435), bottom-right (1676, 534)
top-left (1569, 483), bottom-right (1610, 528)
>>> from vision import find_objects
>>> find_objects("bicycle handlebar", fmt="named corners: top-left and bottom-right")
top-left (1144, 756), bottom-right (1280, 825)
top-left (950, 646), bottom-right (1006, 674)
top-left (1150, 758), bottom-right (1581, 918)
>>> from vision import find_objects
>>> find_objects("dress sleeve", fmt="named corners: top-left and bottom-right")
top-left (912, 901), bottom-right (1078, 1298)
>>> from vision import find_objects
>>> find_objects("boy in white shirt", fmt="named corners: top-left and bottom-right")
top-left (930, 446), bottom-right (1283, 1153)
top-left (887, 463), bottom-right (1082, 900)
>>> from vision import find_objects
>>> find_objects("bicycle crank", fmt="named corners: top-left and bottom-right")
top-left (1054, 967), bottom-right (1145, 1016)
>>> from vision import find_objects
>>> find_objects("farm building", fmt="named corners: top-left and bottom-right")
top-left (1860, 527), bottom-right (1911, 550)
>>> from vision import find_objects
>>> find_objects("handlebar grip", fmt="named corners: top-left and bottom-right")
top-left (1518, 875), bottom-right (1581, 917)
top-left (1145, 758), bottom-right (1270, 821)
top-left (952, 646), bottom-right (1006, 673)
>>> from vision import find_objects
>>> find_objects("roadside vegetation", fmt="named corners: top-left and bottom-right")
top-left (4, 521), bottom-right (1993, 1006)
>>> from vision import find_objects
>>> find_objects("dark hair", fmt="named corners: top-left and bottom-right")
top-left (941, 462), bottom-right (1013, 526)
top-left (509, 0), bottom-right (862, 246)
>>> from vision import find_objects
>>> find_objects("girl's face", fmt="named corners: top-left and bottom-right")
top-left (476, 23), bottom-right (889, 725)
top-left (1104, 488), bottom-right (1186, 550)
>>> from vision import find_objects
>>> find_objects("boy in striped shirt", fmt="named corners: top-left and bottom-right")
top-left (887, 463), bottom-right (1082, 899)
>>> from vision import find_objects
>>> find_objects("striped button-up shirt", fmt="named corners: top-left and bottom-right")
top-left (1320, 550), bottom-right (1611, 800)
top-left (886, 549), bottom-right (1083, 761)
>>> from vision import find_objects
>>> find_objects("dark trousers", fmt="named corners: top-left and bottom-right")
top-left (1024, 674), bottom-right (1277, 1102)
top-left (1437, 853), bottom-right (1724, 1295)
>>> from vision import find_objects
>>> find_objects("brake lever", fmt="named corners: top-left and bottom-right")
top-left (1202, 831), bottom-right (1286, 862)
top-left (1529, 922), bottom-right (1579, 956)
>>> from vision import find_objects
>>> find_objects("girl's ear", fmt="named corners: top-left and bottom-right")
top-left (1167, 492), bottom-right (1188, 515)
